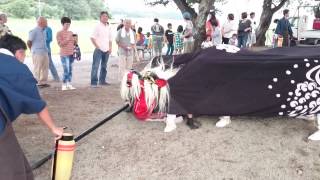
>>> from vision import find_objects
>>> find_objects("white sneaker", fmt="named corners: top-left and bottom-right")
top-left (174, 116), bottom-right (184, 124)
top-left (164, 122), bottom-right (176, 132)
top-left (164, 116), bottom-right (177, 133)
top-left (61, 84), bottom-right (68, 91)
top-left (216, 116), bottom-right (231, 128)
top-left (67, 83), bottom-right (76, 90)
top-left (308, 130), bottom-right (320, 141)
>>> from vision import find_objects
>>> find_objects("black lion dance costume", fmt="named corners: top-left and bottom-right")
top-left (121, 44), bottom-right (320, 141)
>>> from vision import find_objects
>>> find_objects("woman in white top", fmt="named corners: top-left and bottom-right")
top-left (221, 13), bottom-right (238, 44)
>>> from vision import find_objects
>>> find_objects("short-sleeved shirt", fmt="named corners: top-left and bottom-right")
top-left (45, 26), bottom-right (53, 52)
top-left (165, 29), bottom-right (174, 44)
top-left (136, 33), bottom-right (145, 46)
top-left (0, 52), bottom-right (46, 135)
top-left (28, 27), bottom-right (48, 54)
top-left (56, 30), bottom-right (74, 56)
top-left (91, 22), bottom-right (112, 52)
top-left (115, 29), bottom-right (135, 56)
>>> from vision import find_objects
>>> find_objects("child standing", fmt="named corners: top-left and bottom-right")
top-left (144, 32), bottom-right (152, 57)
top-left (136, 27), bottom-right (145, 46)
top-left (165, 23), bottom-right (174, 56)
top-left (229, 33), bottom-right (238, 46)
top-left (73, 34), bottom-right (81, 61)
top-left (56, 17), bottom-right (76, 91)
top-left (136, 27), bottom-right (145, 60)
top-left (174, 25), bottom-right (183, 54)
top-left (144, 32), bottom-right (150, 48)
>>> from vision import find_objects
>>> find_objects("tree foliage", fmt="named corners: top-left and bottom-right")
top-left (0, 0), bottom-right (35, 18)
top-left (0, 0), bottom-right (108, 19)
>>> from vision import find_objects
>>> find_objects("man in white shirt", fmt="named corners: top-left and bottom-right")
top-left (90, 11), bottom-right (112, 87)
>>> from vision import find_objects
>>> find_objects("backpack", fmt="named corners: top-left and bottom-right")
top-left (151, 24), bottom-right (164, 35)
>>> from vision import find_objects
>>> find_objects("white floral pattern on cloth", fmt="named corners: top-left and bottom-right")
top-left (269, 58), bottom-right (320, 116)
top-left (216, 44), bottom-right (240, 53)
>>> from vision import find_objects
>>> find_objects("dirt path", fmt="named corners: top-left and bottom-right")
top-left (13, 53), bottom-right (320, 180)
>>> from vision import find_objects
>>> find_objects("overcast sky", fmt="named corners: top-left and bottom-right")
top-left (106, 0), bottom-right (265, 19)
top-left (107, 0), bottom-right (178, 12)
top-left (106, 0), bottom-right (307, 22)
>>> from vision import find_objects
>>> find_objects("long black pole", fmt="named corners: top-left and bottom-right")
top-left (51, 140), bottom-right (58, 180)
top-left (31, 104), bottom-right (129, 170)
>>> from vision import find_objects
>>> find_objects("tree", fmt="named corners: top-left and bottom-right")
top-left (146, 0), bottom-right (217, 50)
top-left (0, 0), bottom-right (35, 18)
top-left (256, 0), bottom-right (288, 46)
top-left (41, 4), bottom-right (64, 19)
top-left (46, 0), bottom-right (90, 20)
top-left (0, 0), bottom-right (108, 20)
top-left (87, 0), bottom-right (108, 19)
top-left (45, 0), bottom-right (107, 20)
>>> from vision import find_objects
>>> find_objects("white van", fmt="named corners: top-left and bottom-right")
top-left (290, 6), bottom-right (320, 46)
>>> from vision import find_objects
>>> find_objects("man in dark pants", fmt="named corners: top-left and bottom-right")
top-left (275, 9), bottom-right (293, 47)
top-left (0, 35), bottom-right (63, 179)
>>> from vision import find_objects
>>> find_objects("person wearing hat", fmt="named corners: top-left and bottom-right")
top-left (0, 34), bottom-right (63, 179)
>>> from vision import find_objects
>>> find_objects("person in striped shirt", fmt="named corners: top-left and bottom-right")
top-left (56, 17), bottom-right (76, 91)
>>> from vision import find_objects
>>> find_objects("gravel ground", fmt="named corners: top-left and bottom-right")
top-left (13, 52), bottom-right (320, 180)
